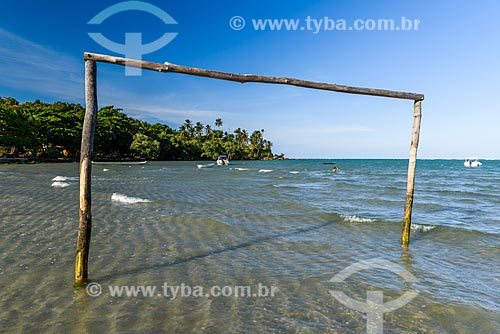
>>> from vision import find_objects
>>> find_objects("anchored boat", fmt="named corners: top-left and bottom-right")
top-left (216, 154), bottom-right (229, 166)
top-left (197, 163), bottom-right (215, 169)
top-left (464, 157), bottom-right (482, 167)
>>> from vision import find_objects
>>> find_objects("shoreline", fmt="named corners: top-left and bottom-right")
top-left (0, 157), bottom-right (295, 164)
top-left (0, 157), bottom-right (76, 164)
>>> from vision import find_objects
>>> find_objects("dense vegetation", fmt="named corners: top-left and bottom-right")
top-left (0, 97), bottom-right (276, 161)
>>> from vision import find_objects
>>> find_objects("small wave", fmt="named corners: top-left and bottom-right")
top-left (411, 224), bottom-right (437, 232)
top-left (289, 171), bottom-right (300, 174)
top-left (234, 168), bottom-right (250, 171)
top-left (51, 182), bottom-right (70, 188)
top-left (341, 215), bottom-right (376, 223)
top-left (111, 193), bottom-right (151, 204)
top-left (259, 169), bottom-right (273, 173)
top-left (52, 176), bottom-right (78, 181)
top-left (103, 168), bottom-right (110, 172)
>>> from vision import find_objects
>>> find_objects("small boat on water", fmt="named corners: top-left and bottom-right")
top-left (464, 157), bottom-right (482, 167)
top-left (216, 154), bottom-right (229, 166)
top-left (197, 163), bottom-right (215, 169)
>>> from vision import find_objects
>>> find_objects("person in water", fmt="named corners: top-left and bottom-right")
top-left (332, 167), bottom-right (340, 172)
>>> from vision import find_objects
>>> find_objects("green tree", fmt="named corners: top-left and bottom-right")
top-left (233, 128), bottom-right (249, 159)
top-left (0, 98), bottom-right (39, 155)
top-left (179, 119), bottom-right (194, 139)
top-left (130, 133), bottom-right (160, 160)
top-left (36, 102), bottom-right (84, 155)
top-left (94, 106), bottom-right (138, 158)
top-left (194, 122), bottom-right (204, 138)
top-left (222, 136), bottom-right (238, 160)
top-left (249, 129), bottom-right (264, 159)
top-left (201, 137), bottom-right (224, 160)
top-left (204, 124), bottom-right (213, 138)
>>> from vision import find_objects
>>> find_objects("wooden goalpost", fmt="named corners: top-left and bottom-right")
top-left (75, 52), bottom-right (424, 284)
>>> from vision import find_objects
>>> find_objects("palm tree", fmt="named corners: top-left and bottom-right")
top-left (241, 129), bottom-right (249, 143)
top-left (215, 118), bottom-right (223, 128)
top-left (195, 122), bottom-right (204, 138)
top-left (180, 119), bottom-right (194, 138)
top-left (204, 124), bottom-right (212, 138)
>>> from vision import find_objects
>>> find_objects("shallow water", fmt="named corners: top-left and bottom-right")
top-left (1, 160), bottom-right (499, 333)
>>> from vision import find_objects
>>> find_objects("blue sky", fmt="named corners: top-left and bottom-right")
top-left (1, 0), bottom-right (499, 158)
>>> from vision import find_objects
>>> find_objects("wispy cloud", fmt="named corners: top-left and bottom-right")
top-left (95, 82), bottom-right (232, 125)
top-left (120, 101), bottom-right (232, 125)
top-left (0, 28), bottom-right (227, 126)
top-left (0, 28), bottom-right (83, 101)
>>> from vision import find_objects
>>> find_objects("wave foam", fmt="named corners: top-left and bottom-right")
top-left (411, 224), bottom-right (437, 232)
top-left (51, 181), bottom-right (70, 188)
top-left (289, 171), bottom-right (300, 174)
top-left (259, 169), bottom-right (273, 173)
top-left (341, 215), bottom-right (376, 223)
top-left (234, 168), bottom-right (250, 171)
top-left (52, 176), bottom-right (78, 181)
top-left (111, 193), bottom-right (151, 204)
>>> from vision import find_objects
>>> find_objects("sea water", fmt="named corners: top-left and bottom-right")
top-left (1, 160), bottom-right (499, 333)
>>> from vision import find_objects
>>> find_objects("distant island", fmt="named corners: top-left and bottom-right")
top-left (0, 97), bottom-right (284, 162)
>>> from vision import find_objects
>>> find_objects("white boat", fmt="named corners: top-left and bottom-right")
top-left (197, 163), bottom-right (215, 169)
top-left (464, 157), bottom-right (482, 167)
top-left (216, 154), bottom-right (229, 166)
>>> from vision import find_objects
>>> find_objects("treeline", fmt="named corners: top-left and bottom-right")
top-left (0, 97), bottom-right (276, 161)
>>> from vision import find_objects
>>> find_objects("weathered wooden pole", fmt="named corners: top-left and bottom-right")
top-left (83, 52), bottom-right (424, 101)
top-left (402, 100), bottom-right (422, 246)
top-left (75, 59), bottom-right (98, 284)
